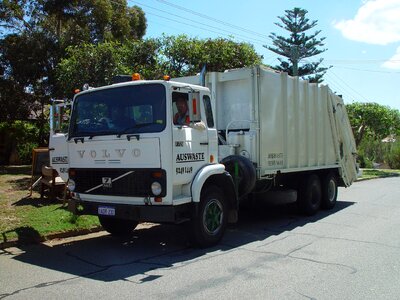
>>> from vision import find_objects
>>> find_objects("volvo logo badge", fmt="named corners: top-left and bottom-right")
top-left (102, 177), bottom-right (112, 188)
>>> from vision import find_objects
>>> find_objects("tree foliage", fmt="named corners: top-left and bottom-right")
top-left (57, 39), bottom-right (161, 97)
top-left (265, 7), bottom-right (328, 83)
top-left (159, 35), bottom-right (262, 77)
top-left (346, 102), bottom-right (400, 146)
top-left (0, 77), bottom-right (38, 121)
top-left (56, 34), bottom-right (262, 95)
top-left (0, 0), bottom-right (146, 43)
top-left (0, 30), bottom-right (57, 130)
top-left (0, 0), bottom-right (147, 123)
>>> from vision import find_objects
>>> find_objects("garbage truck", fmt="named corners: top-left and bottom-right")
top-left (49, 65), bottom-right (357, 247)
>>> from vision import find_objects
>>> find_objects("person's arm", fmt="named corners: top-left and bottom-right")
top-left (190, 120), bottom-right (206, 130)
top-left (173, 113), bottom-right (179, 125)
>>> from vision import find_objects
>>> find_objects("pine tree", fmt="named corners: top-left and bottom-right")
top-left (265, 7), bottom-right (329, 83)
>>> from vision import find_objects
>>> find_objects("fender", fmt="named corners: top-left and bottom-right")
top-left (191, 163), bottom-right (225, 203)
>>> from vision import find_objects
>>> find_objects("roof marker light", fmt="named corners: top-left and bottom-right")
top-left (132, 73), bottom-right (141, 81)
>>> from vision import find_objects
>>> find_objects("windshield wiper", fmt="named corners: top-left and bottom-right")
top-left (87, 131), bottom-right (113, 139)
top-left (116, 123), bottom-right (157, 138)
top-left (69, 133), bottom-right (90, 142)
top-left (69, 131), bottom-right (113, 142)
top-left (73, 137), bottom-right (85, 143)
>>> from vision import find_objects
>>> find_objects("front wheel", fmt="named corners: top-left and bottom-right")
top-left (192, 186), bottom-right (227, 248)
top-left (98, 216), bottom-right (138, 236)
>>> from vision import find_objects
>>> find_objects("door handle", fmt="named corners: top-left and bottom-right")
top-left (200, 142), bottom-right (208, 145)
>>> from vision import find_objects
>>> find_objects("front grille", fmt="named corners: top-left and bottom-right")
top-left (72, 168), bottom-right (166, 197)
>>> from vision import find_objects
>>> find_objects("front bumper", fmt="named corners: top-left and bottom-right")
top-left (68, 198), bottom-right (192, 224)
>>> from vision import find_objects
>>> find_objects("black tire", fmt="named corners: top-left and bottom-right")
top-left (297, 174), bottom-right (321, 216)
top-left (192, 186), bottom-right (227, 248)
top-left (98, 216), bottom-right (138, 237)
top-left (321, 172), bottom-right (338, 209)
top-left (221, 155), bottom-right (256, 197)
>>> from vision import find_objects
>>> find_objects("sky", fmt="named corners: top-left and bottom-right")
top-left (128, 0), bottom-right (400, 111)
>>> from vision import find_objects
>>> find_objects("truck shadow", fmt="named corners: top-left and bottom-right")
top-left (7, 200), bottom-right (354, 283)
top-left (12, 195), bottom-right (64, 207)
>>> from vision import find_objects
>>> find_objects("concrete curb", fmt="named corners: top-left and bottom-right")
top-left (0, 226), bottom-right (103, 250)
top-left (0, 223), bottom-right (157, 250)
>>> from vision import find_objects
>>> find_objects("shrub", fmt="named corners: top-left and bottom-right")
top-left (0, 121), bottom-right (47, 165)
top-left (357, 136), bottom-right (387, 163)
top-left (17, 141), bottom-right (39, 164)
top-left (385, 140), bottom-right (400, 169)
top-left (357, 152), bottom-right (373, 168)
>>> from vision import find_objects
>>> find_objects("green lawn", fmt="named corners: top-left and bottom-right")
top-left (0, 166), bottom-right (99, 245)
top-left (358, 168), bottom-right (400, 180)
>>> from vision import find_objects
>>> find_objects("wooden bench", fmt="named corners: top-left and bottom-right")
top-left (40, 165), bottom-right (66, 200)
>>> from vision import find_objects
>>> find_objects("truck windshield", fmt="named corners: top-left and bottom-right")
top-left (69, 84), bottom-right (166, 138)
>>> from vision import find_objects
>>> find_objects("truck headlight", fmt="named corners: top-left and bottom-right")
top-left (67, 179), bottom-right (76, 192)
top-left (151, 181), bottom-right (162, 196)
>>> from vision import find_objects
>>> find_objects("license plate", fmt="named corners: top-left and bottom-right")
top-left (98, 206), bottom-right (115, 216)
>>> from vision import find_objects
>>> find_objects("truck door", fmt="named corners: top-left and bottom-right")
top-left (172, 91), bottom-right (209, 186)
top-left (49, 101), bottom-right (70, 182)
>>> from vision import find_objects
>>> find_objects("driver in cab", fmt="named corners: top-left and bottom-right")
top-left (173, 97), bottom-right (190, 125)
top-left (100, 106), bottom-right (131, 130)
top-left (173, 96), bottom-right (206, 130)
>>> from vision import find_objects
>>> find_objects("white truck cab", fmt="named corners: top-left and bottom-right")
top-left (54, 77), bottom-right (237, 247)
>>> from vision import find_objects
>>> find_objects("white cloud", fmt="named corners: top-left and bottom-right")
top-left (382, 46), bottom-right (400, 68)
top-left (334, 0), bottom-right (400, 45)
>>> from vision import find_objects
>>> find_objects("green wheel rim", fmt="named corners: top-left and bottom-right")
top-left (203, 199), bottom-right (223, 235)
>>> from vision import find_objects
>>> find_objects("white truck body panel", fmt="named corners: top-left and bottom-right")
top-left (49, 133), bottom-right (69, 182)
top-left (68, 137), bottom-right (161, 169)
top-left (174, 66), bottom-right (357, 186)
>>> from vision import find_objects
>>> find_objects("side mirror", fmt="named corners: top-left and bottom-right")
top-left (50, 100), bottom-right (71, 134)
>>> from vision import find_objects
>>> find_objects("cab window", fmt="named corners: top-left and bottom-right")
top-left (203, 95), bottom-right (214, 128)
top-left (172, 92), bottom-right (190, 126)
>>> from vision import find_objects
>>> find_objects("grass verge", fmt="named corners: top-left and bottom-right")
top-left (0, 166), bottom-right (99, 246)
top-left (358, 168), bottom-right (400, 180)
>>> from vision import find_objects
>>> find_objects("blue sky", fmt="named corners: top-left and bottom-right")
top-left (129, 0), bottom-right (400, 111)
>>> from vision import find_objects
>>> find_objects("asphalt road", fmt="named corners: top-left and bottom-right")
top-left (1, 177), bottom-right (400, 299)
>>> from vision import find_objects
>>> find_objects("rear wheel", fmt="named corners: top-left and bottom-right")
top-left (321, 172), bottom-right (338, 209)
top-left (192, 186), bottom-right (227, 248)
top-left (98, 216), bottom-right (138, 236)
top-left (297, 174), bottom-right (321, 216)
